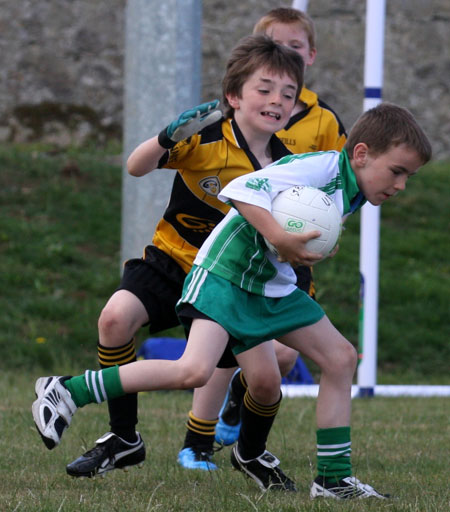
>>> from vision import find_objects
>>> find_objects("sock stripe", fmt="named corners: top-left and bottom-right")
top-left (98, 340), bottom-right (136, 366)
top-left (317, 449), bottom-right (352, 457)
top-left (188, 410), bottom-right (218, 425)
top-left (85, 370), bottom-right (95, 402)
top-left (98, 347), bottom-right (135, 361)
top-left (317, 442), bottom-right (352, 449)
top-left (85, 371), bottom-right (98, 403)
top-left (317, 440), bottom-right (352, 456)
top-left (98, 344), bottom-right (133, 355)
top-left (317, 427), bottom-right (352, 479)
top-left (98, 340), bottom-right (135, 355)
top-left (243, 391), bottom-right (281, 417)
top-left (186, 410), bottom-right (218, 436)
top-left (96, 370), bottom-right (107, 402)
top-left (85, 370), bottom-right (107, 403)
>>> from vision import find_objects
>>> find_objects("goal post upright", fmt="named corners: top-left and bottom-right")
top-left (121, 0), bottom-right (202, 265)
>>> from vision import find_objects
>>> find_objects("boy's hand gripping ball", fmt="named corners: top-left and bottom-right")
top-left (264, 186), bottom-right (342, 263)
top-left (158, 100), bottom-right (222, 149)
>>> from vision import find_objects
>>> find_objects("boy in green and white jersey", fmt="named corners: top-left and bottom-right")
top-left (32, 103), bottom-right (432, 499)
top-left (193, 149), bottom-right (360, 300)
top-left (175, 103), bottom-right (431, 498)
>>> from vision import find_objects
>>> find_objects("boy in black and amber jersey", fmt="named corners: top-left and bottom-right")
top-left (150, 111), bottom-right (291, 275)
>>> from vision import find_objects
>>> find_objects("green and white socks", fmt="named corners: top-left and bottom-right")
top-left (64, 366), bottom-right (124, 408)
top-left (64, 367), bottom-right (353, 483)
top-left (316, 426), bottom-right (352, 481)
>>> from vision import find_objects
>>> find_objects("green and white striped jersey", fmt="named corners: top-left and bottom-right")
top-left (193, 149), bottom-right (365, 298)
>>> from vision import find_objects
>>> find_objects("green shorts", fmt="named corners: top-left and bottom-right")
top-left (177, 266), bottom-right (324, 355)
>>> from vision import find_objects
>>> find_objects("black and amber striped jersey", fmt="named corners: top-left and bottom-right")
top-left (276, 87), bottom-right (347, 154)
top-left (152, 117), bottom-right (291, 273)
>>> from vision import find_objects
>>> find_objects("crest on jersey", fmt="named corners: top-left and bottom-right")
top-left (199, 176), bottom-right (221, 196)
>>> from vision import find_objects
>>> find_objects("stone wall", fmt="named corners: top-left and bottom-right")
top-left (1, 0), bottom-right (449, 157)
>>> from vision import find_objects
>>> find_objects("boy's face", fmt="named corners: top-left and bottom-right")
top-left (226, 66), bottom-right (297, 136)
top-left (265, 22), bottom-right (316, 68)
top-left (353, 143), bottom-right (424, 206)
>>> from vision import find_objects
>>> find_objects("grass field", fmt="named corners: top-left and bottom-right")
top-left (1, 372), bottom-right (448, 511)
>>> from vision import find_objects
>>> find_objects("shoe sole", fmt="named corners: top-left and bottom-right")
top-left (32, 377), bottom-right (61, 450)
top-left (177, 459), bottom-right (218, 471)
top-left (310, 482), bottom-right (388, 500)
top-left (67, 461), bottom-right (145, 478)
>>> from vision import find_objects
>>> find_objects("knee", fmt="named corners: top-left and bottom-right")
top-left (326, 341), bottom-right (357, 376)
top-left (177, 361), bottom-right (212, 390)
top-left (98, 304), bottom-right (125, 337)
top-left (247, 370), bottom-right (281, 404)
top-left (275, 345), bottom-right (299, 377)
top-left (342, 342), bottom-right (358, 371)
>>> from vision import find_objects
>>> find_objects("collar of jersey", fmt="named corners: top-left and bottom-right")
top-left (298, 87), bottom-right (318, 109)
top-left (339, 148), bottom-right (367, 214)
top-left (225, 118), bottom-right (291, 169)
top-left (282, 88), bottom-right (317, 130)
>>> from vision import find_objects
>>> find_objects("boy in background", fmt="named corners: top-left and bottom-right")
top-left (33, 103), bottom-right (432, 499)
top-left (256, 7), bottom-right (346, 154)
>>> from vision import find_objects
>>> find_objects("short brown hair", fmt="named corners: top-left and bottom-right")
top-left (222, 35), bottom-right (304, 118)
top-left (253, 7), bottom-right (316, 49)
top-left (345, 103), bottom-right (432, 164)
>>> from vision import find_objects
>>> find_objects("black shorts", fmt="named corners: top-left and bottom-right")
top-left (117, 246), bottom-right (185, 334)
top-left (295, 265), bottom-right (315, 299)
top-left (117, 246), bottom-right (237, 368)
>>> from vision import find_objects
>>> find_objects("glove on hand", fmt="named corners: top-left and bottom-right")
top-left (158, 100), bottom-right (222, 149)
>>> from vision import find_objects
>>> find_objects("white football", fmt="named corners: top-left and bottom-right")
top-left (264, 185), bottom-right (342, 262)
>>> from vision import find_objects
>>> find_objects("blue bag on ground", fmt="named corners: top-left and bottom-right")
top-left (138, 337), bottom-right (314, 384)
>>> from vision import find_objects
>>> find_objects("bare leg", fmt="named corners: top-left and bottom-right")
top-left (179, 340), bottom-right (280, 467)
top-left (191, 337), bottom-right (295, 423)
top-left (98, 290), bottom-right (149, 348)
top-left (119, 319), bottom-right (230, 393)
top-left (277, 315), bottom-right (357, 428)
top-left (236, 341), bottom-right (281, 405)
top-left (191, 367), bottom-right (237, 420)
top-left (273, 340), bottom-right (298, 376)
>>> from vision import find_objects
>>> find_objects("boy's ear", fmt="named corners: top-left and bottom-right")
top-left (352, 142), bottom-right (369, 167)
top-left (225, 93), bottom-right (240, 110)
top-left (305, 47), bottom-right (317, 67)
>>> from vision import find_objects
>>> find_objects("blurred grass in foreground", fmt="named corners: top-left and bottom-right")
top-left (0, 372), bottom-right (448, 511)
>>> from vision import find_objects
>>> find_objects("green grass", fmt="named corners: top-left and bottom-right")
top-left (1, 372), bottom-right (448, 511)
top-left (0, 144), bottom-right (449, 382)
top-left (0, 144), bottom-right (123, 371)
